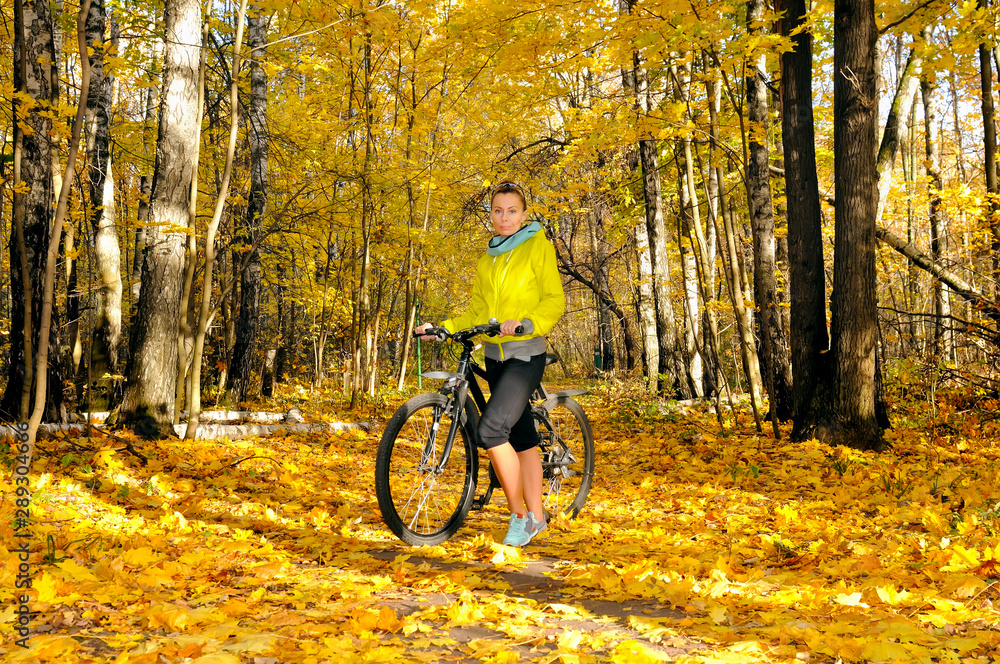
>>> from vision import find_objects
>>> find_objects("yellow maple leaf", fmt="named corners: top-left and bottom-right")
top-left (14, 635), bottom-right (80, 660)
top-left (376, 605), bottom-right (404, 633)
top-left (220, 633), bottom-right (278, 654)
top-left (943, 544), bottom-right (980, 571)
top-left (832, 591), bottom-right (868, 607)
top-left (861, 639), bottom-right (917, 662)
top-left (218, 599), bottom-right (251, 617)
top-left (56, 558), bottom-right (100, 582)
top-left (557, 630), bottom-right (584, 650)
top-left (609, 640), bottom-right (662, 663)
top-left (145, 603), bottom-right (189, 630)
top-left (33, 572), bottom-right (60, 603)
top-left (875, 584), bottom-right (910, 605)
top-left (92, 447), bottom-right (123, 470)
top-left (490, 544), bottom-right (523, 565)
top-left (446, 600), bottom-right (484, 625)
top-left (774, 504), bottom-right (798, 524)
top-left (191, 653), bottom-right (241, 664)
top-left (122, 547), bottom-right (159, 565)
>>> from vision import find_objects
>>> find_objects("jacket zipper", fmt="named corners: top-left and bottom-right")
top-left (492, 248), bottom-right (516, 361)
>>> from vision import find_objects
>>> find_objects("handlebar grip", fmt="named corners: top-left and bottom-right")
top-left (514, 325), bottom-right (524, 335)
top-left (413, 326), bottom-right (447, 340)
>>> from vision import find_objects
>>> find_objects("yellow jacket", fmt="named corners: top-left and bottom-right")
top-left (442, 230), bottom-right (565, 360)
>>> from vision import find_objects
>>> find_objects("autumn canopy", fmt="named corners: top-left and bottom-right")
top-left (4, 0), bottom-right (1000, 660)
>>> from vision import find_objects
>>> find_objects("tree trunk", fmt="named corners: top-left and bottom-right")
top-left (634, 222), bottom-right (659, 391)
top-left (550, 233), bottom-right (639, 377)
top-left (226, 9), bottom-right (269, 406)
top-left (85, 0), bottom-right (122, 410)
top-left (66, 220), bottom-right (82, 382)
top-left (746, 0), bottom-right (794, 422)
top-left (186, 0), bottom-right (251, 439)
top-left (120, 0), bottom-right (203, 438)
top-left (397, 180), bottom-right (433, 391)
top-left (874, 48), bottom-right (922, 225)
top-left (588, 201), bottom-right (619, 371)
top-left (980, 0), bottom-right (1000, 297)
top-left (275, 264), bottom-right (288, 383)
top-left (26, 0), bottom-right (93, 460)
top-left (826, 0), bottom-right (884, 450)
top-left (706, 70), bottom-right (765, 430)
top-left (638, 133), bottom-right (685, 397)
top-left (174, 9), bottom-right (211, 424)
top-left (621, 0), bottom-right (685, 396)
top-left (777, 0), bottom-right (830, 440)
top-left (902, 104), bottom-right (919, 352)
top-left (673, 61), bottom-right (705, 398)
top-left (921, 30), bottom-right (952, 361)
top-left (680, 130), bottom-right (729, 411)
top-left (131, 42), bottom-right (160, 301)
top-left (3, 0), bottom-right (62, 423)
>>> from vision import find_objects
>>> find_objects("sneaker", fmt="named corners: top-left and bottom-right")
top-left (527, 511), bottom-right (547, 540)
top-left (502, 512), bottom-right (548, 547)
top-left (502, 513), bottom-right (532, 546)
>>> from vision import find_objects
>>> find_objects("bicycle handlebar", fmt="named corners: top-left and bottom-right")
top-left (413, 321), bottom-right (524, 341)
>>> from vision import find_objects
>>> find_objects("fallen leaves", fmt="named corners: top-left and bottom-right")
top-left (4, 384), bottom-right (1000, 662)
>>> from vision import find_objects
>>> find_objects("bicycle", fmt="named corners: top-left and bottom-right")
top-left (375, 321), bottom-right (595, 546)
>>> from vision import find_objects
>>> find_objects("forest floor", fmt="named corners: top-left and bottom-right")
top-left (3, 375), bottom-right (1000, 663)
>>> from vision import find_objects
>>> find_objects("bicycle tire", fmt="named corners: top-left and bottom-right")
top-left (375, 393), bottom-right (479, 545)
top-left (538, 396), bottom-right (594, 518)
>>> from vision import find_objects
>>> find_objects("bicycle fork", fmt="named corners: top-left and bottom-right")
top-left (431, 380), bottom-right (468, 475)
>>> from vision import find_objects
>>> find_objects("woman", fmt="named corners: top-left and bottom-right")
top-left (416, 181), bottom-right (565, 547)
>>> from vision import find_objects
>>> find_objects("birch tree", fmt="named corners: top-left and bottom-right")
top-left (120, 0), bottom-right (203, 437)
top-left (746, 0), bottom-right (793, 421)
top-left (84, 0), bottom-right (123, 409)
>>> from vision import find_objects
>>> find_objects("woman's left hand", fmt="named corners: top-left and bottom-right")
top-left (498, 319), bottom-right (522, 337)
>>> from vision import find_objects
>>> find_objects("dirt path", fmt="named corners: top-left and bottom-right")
top-left (361, 548), bottom-right (699, 662)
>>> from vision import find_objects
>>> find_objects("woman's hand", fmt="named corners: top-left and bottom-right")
top-left (415, 322), bottom-right (440, 341)
top-left (498, 319), bottom-right (523, 337)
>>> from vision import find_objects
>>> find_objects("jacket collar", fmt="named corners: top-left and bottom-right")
top-left (486, 221), bottom-right (541, 256)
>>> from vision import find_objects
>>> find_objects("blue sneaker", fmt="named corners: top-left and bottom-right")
top-left (502, 513), bottom-right (532, 546)
top-left (502, 512), bottom-right (547, 547)
top-left (527, 511), bottom-right (547, 540)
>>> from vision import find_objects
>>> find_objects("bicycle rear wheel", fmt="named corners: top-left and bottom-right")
top-left (375, 393), bottom-right (479, 545)
top-left (538, 396), bottom-right (594, 518)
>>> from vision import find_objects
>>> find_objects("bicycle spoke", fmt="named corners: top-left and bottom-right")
top-left (381, 397), bottom-right (472, 537)
top-left (538, 397), bottom-right (593, 518)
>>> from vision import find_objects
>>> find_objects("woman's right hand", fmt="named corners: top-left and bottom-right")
top-left (415, 322), bottom-right (439, 341)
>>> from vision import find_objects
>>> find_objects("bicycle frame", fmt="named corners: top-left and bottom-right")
top-left (418, 336), bottom-right (481, 477)
top-left (417, 323), bottom-right (590, 512)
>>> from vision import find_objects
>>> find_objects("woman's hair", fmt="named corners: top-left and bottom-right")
top-left (490, 181), bottom-right (527, 210)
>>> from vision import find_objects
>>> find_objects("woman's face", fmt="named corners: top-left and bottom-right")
top-left (490, 192), bottom-right (527, 237)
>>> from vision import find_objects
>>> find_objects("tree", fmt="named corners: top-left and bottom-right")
top-left (620, 0), bottom-right (686, 396)
top-left (746, 0), bottom-right (793, 421)
top-left (120, 0), bottom-right (203, 437)
top-left (186, 0), bottom-right (252, 438)
top-left (226, 8), bottom-right (270, 406)
top-left (979, 0), bottom-right (1000, 296)
top-left (3, 0), bottom-right (63, 423)
top-left (920, 27), bottom-right (952, 361)
top-left (777, 0), bottom-right (829, 440)
top-left (84, 0), bottom-right (123, 410)
top-left (826, 0), bottom-right (884, 450)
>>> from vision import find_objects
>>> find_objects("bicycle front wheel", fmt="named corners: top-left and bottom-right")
top-left (375, 393), bottom-right (479, 545)
top-left (538, 396), bottom-right (595, 518)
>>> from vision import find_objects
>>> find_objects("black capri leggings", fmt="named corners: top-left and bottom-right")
top-left (478, 354), bottom-right (546, 452)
